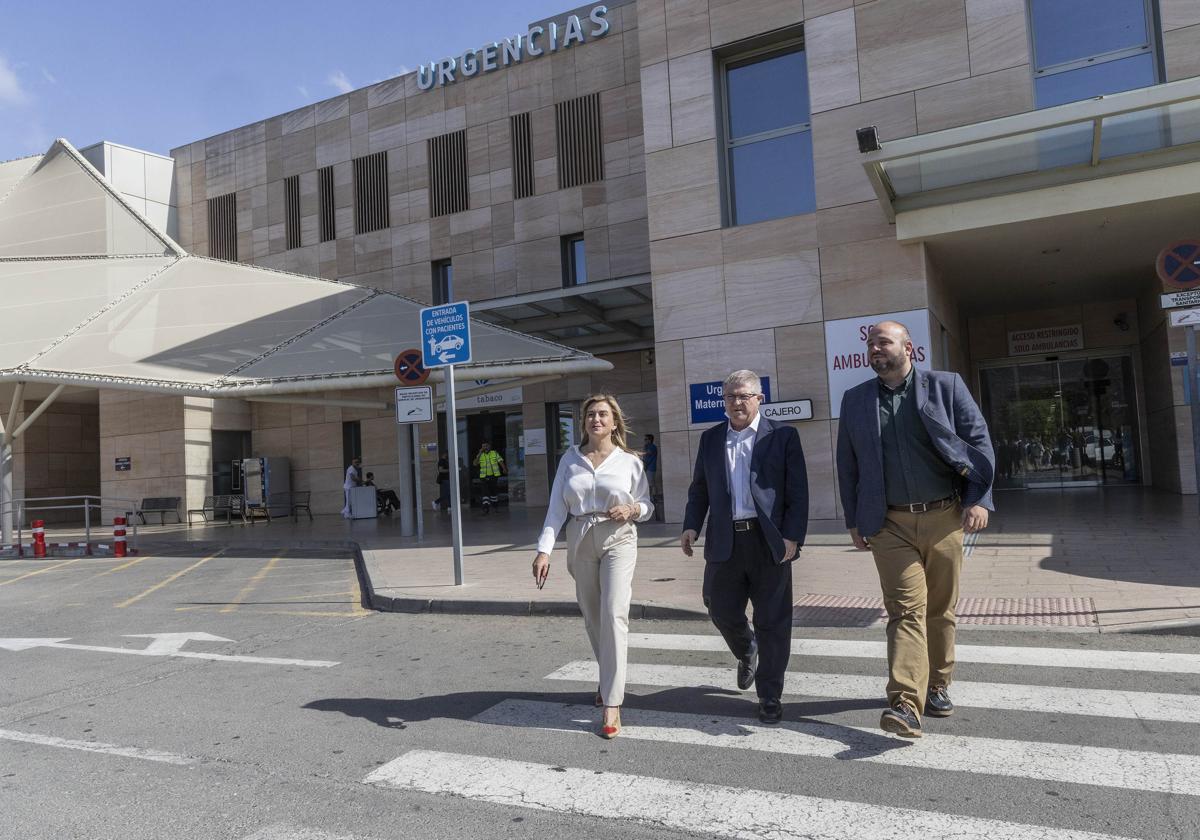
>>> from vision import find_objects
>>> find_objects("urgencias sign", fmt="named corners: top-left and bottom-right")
top-left (417, 5), bottom-right (611, 91)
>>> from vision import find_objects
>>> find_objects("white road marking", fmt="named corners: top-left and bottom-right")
top-left (0, 728), bottom-right (196, 765)
top-left (0, 633), bottom-right (339, 668)
top-left (547, 661), bottom-right (1200, 724)
top-left (241, 826), bottom-right (365, 840)
top-left (474, 699), bottom-right (1200, 796)
top-left (365, 749), bottom-right (1134, 840)
top-left (627, 632), bottom-right (1200, 674)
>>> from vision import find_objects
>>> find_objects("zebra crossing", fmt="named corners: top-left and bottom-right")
top-left (365, 630), bottom-right (1200, 840)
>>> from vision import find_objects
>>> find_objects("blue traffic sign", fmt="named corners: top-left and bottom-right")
top-left (420, 301), bottom-right (472, 368)
top-left (689, 377), bottom-right (771, 424)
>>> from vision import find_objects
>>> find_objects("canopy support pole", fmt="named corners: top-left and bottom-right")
top-left (1, 384), bottom-right (63, 543)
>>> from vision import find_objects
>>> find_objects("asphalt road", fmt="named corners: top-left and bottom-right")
top-left (2, 548), bottom-right (1200, 840)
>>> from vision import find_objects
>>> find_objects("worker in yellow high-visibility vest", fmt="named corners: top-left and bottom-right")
top-left (473, 440), bottom-right (507, 514)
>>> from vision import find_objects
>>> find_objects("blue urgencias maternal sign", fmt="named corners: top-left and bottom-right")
top-left (689, 377), bottom-right (772, 424)
top-left (420, 301), bottom-right (473, 368)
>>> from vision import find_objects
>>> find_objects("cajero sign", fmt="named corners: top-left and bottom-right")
top-left (417, 5), bottom-right (611, 90)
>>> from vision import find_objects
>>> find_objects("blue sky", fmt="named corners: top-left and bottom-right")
top-left (0, 0), bottom-right (575, 161)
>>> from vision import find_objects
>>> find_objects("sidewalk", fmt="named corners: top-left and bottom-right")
top-left (22, 487), bottom-right (1200, 632)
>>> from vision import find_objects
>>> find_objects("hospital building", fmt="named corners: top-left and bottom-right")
top-left (2, 0), bottom-right (1198, 537)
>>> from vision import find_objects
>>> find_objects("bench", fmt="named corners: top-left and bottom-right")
top-left (137, 496), bottom-right (181, 525)
top-left (289, 491), bottom-right (313, 522)
top-left (186, 494), bottom-right (248, 526)
top-left (186, 496), bottom-right (215, 525)
top-left (246, 496), bottom-right (273, 525)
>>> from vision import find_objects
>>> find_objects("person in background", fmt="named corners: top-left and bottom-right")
top-left (364, 472), bottom-right (401, 515)
top-left (473, 440), bottom-right (506, 515)
top-left (341, 456), bottom-right (362, 519)
top-left (435, 454), bottom-right (451, 514)
top-left (532, 394), bottom-right (653, 739)
top-left (641, 434), bottom-right (659, 497)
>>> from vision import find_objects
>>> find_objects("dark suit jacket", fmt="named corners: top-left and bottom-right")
top-left (836, 368), bottom-right (995, 538)
top-left (683, 416), bottom-right (809, 564)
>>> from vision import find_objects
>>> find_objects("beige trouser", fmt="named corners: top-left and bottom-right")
top-left (869, 502), bottom-right (964, 719)
top-left (566, 516), bottom-right (638, 707)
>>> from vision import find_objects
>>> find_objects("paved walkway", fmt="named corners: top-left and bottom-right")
top-left (14, 487), bottom-right (1200, 632)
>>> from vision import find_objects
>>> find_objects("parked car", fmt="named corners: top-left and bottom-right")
top-left (1083, 430), bottom-right (1121, 465)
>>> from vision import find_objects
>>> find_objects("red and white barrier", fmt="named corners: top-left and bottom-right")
top-left (113, 516), bottom-right (127, 558)
top-left (32, 520), bottom-right (46, 558)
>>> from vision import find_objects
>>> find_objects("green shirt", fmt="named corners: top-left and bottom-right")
top-left (878, 368), bottom-right (956, 506)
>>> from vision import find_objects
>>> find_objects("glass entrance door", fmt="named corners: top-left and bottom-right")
top-left (980, 354), bottom-right (1140, 489)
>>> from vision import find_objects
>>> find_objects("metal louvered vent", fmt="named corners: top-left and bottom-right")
top-left (511, 112), bottom-right (535, 200)
top-left (428, 129), bottom-right (469, 217)
top-left (353, 151), bottom-right (390, 234)
top-left (207, 192), bottom-right (237, 261)
top-left (284, 175), bottom-right (301, 250)
top-left (555, 93), bottom-right (604, 189)
top-left (318, 165), bottom-right (335, 242)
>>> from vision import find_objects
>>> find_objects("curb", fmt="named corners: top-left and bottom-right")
top-left (365, 591), bottom-right (709, 620)
top-left (354, 544), bottom-right (708, 621)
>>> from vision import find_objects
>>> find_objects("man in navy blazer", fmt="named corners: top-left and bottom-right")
top-left (836, 321), bottom-right (994, 738)
top-left (682, 370), bottom-right (808, 724)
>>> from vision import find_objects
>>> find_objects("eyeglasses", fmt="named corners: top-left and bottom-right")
top-left (723, 392), bottom-right (760, 404)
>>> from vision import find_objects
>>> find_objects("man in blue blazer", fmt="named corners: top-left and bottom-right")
top-left (682, 370), bottom-right (809, 724)
top-left (836, 321), bottom-right (994, 738)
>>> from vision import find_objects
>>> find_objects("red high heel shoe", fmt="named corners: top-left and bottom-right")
top-left (600, 707), bottom-right (622, 739)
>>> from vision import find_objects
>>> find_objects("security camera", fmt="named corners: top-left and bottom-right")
top-left (1113, 313), bottom-right (1130, 332)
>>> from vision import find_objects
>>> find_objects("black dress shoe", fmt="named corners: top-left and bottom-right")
top-left (758, 698), bottom-right (783, 724)
top-left (925, 686), bottom-right (954, 717)
top-left (736, 645), bottom-right (758, 691)
top-left (880, 704), bottom-right (922, 738)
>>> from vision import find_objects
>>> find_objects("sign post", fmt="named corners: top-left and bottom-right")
top-left (393, 379), bottom-right (432, 539)
top-left (1156, 241), bottom-right (1200, 509)
top-left (420, 302), bottom-right (473, 585)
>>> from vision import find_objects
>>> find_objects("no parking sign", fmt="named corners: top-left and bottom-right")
top-left (394, 349), bottom-right (429, 385)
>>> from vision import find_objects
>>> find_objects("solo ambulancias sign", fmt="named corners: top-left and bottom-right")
top-left (417, 5), bottom-right (610, 90)
top-left (1008, 324), bottom-right (1083, 356)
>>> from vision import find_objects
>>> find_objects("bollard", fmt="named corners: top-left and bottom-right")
top-left (113, 516), bottom-right (127, 558)
top-left (32, 519), bottom-right (46, 558)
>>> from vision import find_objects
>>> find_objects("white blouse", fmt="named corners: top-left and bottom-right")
top-left (536, 446), bottom-right (654, 556)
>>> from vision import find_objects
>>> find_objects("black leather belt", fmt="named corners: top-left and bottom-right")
top-left (732, 519), bottom-right (758, 532)
top-left (888, 496), bottom-right (956, 514)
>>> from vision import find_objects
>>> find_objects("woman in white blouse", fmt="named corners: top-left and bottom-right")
top-left (532, 394), bottom-right (653, 739)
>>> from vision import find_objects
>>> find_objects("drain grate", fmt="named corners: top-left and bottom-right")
top-left (792, 594), bottom-right (1097, 628)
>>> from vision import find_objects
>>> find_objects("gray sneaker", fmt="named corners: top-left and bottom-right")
top-left (880, 704), bottom-right (922, 738)
top-left (925, 686), bottom-right (954, 717)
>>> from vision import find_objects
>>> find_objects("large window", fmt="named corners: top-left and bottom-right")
top-left (1029, 0), bottom-right (1160, 108)
top-left (721, 42), bottom-right (816, 226)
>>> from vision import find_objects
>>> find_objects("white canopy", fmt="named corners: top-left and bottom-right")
top-left (0, 140), bottom-right (610, 397)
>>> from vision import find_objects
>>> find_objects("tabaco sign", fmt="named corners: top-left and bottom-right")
top-left (1008, 324), bottom-right (1083, 356)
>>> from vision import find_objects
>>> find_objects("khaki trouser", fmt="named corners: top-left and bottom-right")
top-left (869, 503), bottom-right (964, 719)
top-left (566, 516), bottom-right (638, 707)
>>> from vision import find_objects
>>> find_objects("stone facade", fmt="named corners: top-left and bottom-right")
top-left (133, 0), bottom-right (1200, 523)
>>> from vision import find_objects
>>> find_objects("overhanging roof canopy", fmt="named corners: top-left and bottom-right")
top-left (862, 76), bottom-right (1200, 222)
top-left (0, 140), bottom-right (609, 397)
top-left (472, 274), bottom-right (654, 356)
